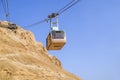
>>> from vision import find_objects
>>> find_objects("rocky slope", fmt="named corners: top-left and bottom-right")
top-left (0, 21), bottom-right (81, 80)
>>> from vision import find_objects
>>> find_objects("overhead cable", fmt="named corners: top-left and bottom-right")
top-left (57, 0), bottom-right (80, 15)
top-left (1, 0), bottom-right (10, 21)
top-left (24, 0), bottom-right (80, 27)
top-left (24, 19), bottom-right (49, 28)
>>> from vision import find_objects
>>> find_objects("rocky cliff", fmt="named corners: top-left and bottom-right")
top-left (0, 21), bottom-right (81, 80)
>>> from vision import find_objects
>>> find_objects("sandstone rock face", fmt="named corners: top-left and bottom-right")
top-left (0, 21), bottom-right (81, 80)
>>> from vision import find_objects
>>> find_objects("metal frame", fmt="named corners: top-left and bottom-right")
top-left (50, 16), bottom-right (59, 31)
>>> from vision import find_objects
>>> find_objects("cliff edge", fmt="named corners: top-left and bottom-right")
top-left (0, 21), bottom-right (81, 80)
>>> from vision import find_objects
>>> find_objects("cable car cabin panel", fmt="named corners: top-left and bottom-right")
top-left (46, 31), bottom-right (66, 50)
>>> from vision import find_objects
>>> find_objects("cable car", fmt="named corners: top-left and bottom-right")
top-left (46, 30), bottom-right (66, 50)
top-left (46, 13), bottom-right (66, 50)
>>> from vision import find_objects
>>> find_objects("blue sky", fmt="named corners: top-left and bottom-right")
top-left (0, 0), bottom-right (120, 80)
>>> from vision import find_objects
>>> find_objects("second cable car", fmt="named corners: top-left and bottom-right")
top-left (46, 13), bottom-right (66, 50)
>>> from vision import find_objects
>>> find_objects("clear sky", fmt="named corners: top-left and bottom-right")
top-left (0, 0), bottom-right (120, 80)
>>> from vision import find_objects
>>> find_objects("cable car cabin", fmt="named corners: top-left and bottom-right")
top-left (46, 30), bottom-right (66, 50)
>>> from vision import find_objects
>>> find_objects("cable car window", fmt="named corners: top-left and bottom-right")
top-left (51, 31), bottom-right (65, 39)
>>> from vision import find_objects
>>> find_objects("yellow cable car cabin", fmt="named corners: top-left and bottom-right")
top-left (46, 30), bottom-right (66, 50)
top-left (46, 13), bottom-right (66, 50)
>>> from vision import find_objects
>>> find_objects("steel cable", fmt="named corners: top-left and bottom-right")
top-left (24, 0), bottom-right (80, 28)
